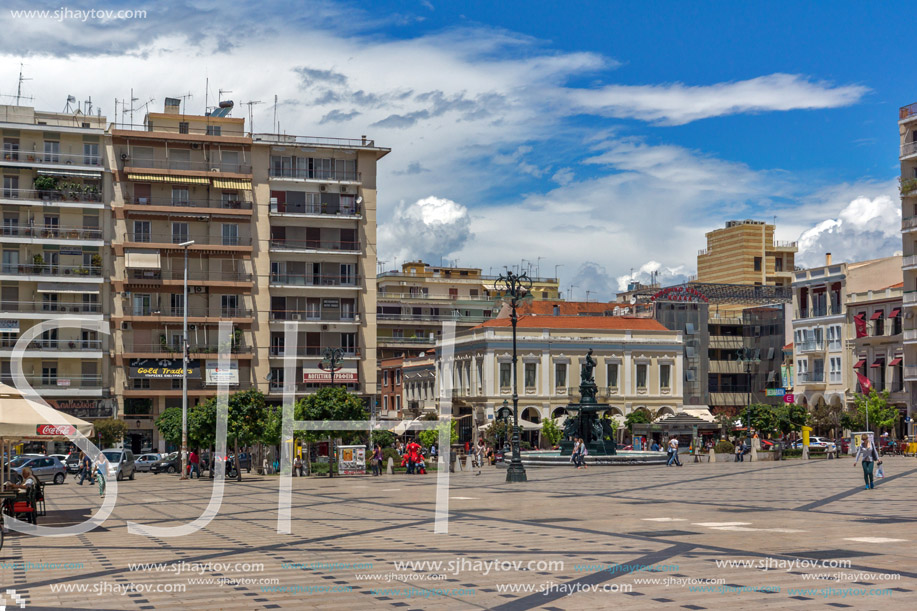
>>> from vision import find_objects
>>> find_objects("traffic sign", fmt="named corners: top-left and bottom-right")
top-left (783, 393), bottom-right (795, 404)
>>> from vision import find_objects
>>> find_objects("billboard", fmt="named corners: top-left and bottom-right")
top-left (205, 361), bottom-right (239, 385)
top-left (338, 445), bottom-right (365, 475)
top-left (129, 358), bottom-right (201, 379)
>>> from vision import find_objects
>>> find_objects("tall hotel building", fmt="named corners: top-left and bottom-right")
top-left (898, 102), bottom-right (917, 437)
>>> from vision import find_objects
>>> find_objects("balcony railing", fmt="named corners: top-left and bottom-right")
top-left (900, 102), bottom-right (917, 120)
top-left (125, 306), bottom-right (253, 318)
top-left (0, 338), bottom-right (102, 350)
top-left (0, 187), bottom-right (102, 203)
top-left (269, 310), bottom-right (358, 321)
top-left (125, 343), bottom-right (252, 354)
top-left (0, 300), bottom-right (102, 314)
top-left (903, 255), bottom-right (917, 269)
top-left (269, 168), bottom-right (361, 182)
top-left (376, 313), bottom-right (490, 322)
top-left (1, 151), bottom-right (101, 167)
top-left (0, 376), bottom-right (104, 390)
top-left (904, 365), bottom-right (917, 380)
top-left (123, 158), bottom-right (252, 174)
top-left (125, 233), bottom-right (251, 246)
top-left (126, 196), bottom-right (252, 210)
top-left (903, 217), bottom-right (917, 231)
top-left (0, 264), bottom-right (102, 277)
top-left (269, 273), bottom-right (359, 287)
top-left (270, 201), bottom-right (361, 216)
top-left (797, 372), bottom-right (825, 383)
top-left (126, 269), bottom-right (252, 283)
top-left (269, 239), bottom-right (361, 252)
top-left (797, 340), bottom-right (825, 353)
top-left (377, 337), bottom-right (433, 345)
top-left (797, 305), bottom-right (843, 318)
top-left (0, 225), bottom-right (103, 240)
top-left (902, 142), bottom-right (917, 158)
top-left (772, 240), bottom-right (797, 249)
top-left (268, 346), bottom-right (359, 357)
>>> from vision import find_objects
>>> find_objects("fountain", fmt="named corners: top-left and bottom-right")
top-left (560, 349), bottom-right (617, 456)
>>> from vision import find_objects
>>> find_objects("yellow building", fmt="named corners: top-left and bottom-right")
top-left (697, 220), bottom-right (797, 288)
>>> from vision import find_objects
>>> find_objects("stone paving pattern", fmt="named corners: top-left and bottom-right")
top-left (1, 457), bottom-right (915, 610)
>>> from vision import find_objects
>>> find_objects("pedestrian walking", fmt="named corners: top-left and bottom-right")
top-left (371, 445), bottom-right (382, 476)
top-left (78, 451), bottom-right (94, 485)
top-left (570, 438), bottom-right (581, 468)
top-left (95, 455), bottom-right (108, 497)
top-left (854, 435), bottom-right (881, 490)
top-left (667, 437), bottom-right (682, 466)
top-left (580, 440), bottom-right (589, 469)
top-left (189, 450), bottom-right (200, 479)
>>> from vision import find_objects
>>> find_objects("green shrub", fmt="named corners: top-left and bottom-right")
top-left (782, 449), bottom-right (803, 458)
top-left (382, 447), bottom-right (400, 465)
top-left (714, 440), bottom-right (734, 454)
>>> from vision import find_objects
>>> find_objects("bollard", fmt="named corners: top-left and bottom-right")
top-left (802, 446), bottom-right (809, 461)
top-left (450, 454), bottom-right (456, 473)
top-left (750, 446), bottom-right (758, 462)
top-left (709, 448), bottom-right (716, 463)
top-left (465, 455), bottom-right (473, 472)
top-left (386, 457), bottom-right (393, 475)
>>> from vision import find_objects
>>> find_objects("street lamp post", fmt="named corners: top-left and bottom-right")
top-left (179, 240), bottom-right (194, 480)
top-left (737, 346), bottom-right (760, 451)
top-left (321, 347), bottom-right (344, 478)
top-left (494, 270), bottom-right (531, 483)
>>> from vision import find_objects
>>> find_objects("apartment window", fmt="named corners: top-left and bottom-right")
top-left (382, 371), bottom-right (389, 386)
top-left (499, 362), bottom-right (512, 390)
top-left (222, 223), bottom-right (239, 246)
top-left (2, 215), bottom-right (18, 236)
top-left (178, 122), bottom-right (189, 134)
top-left (340, 263), bottom-right (355, 285)
top-left (555, 363), bottom-right (567, 389)
top-left (169, 149), bottom-right (190, 170)
top-left (170, 293), bottom-right (184, 316)
top-left (133, 220), bottom-right (151, 242)
top-left (171, 222), bottom-right (189, 244)
top-left (171, 187), bottom-right (190, 206)
top-left (797, 359), bottom-right (808, 383)
top-left (83, 143), bottom-right (99, 166)
top-left (2, 175), bottom-right (18, 198)
top-left (41, 362), bottom-right (57, 385)
top-left (396, 396), bottom-right (401, 412)
top-left (41, 293), bottom-right (59, 311)
top-left (132, 378), bottom-right (150, 389)
top-left (636, 364), bottom-right (648, 388)
top-left (774, 257), bottom-right (783, 272)
top-left (221, 294), bottom-right (239, 316)
top-left (829, 356), bottom-right (842, 384)
top-left (221, 151), bottom-right (239, 172)
top-left (873, 311), bottom-right (885, 336)
top-left (221, 191), bottom-right (239, 208)
top-left (382, 395), bottom-right (388, 411)
top-left (396, 370), bottom-right (402, 385)
top-left (206, 125), bottom-right (221, 136)
top-left (524, 363), bottom-right (537, 389)
top-left (660, 364), bottom-right (671, 389)
top-left (753, 256), bottom-right (762, 272)
top-left (341, 332), bottom-right (356, 355)
top-left (43, 141), bottom-right (60, 163)
top-left (607, 363), bottom-right (619, 388)
top-left (2, 138), bottom-right (19, 161)
top-left (132, 293), bottom-right (151, 316)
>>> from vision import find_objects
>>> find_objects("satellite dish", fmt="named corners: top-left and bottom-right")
top-left (630, 296), bottom-right (637, 305)
top-left (356, 196), bottom-right (363, 204)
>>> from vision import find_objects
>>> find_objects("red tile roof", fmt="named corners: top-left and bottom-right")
top-left (475, 316), bottom-right (668, 331)
top-left (887, 282), bottom-right (904, 289)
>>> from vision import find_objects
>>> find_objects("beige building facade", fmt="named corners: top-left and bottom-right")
top-left (898, 103), bottom-right (917, 436)
top-left (697, 219), bottom-right (797, 288)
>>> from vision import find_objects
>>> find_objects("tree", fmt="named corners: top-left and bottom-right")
top-left (94, 418), bottom-right (129, 448)
top-left (371, 429), bottom-right (397, 449)
top-left (775, 403), bottom-right (808, 437)
top-left (624, 408), bottom-right (652, 432)
top-left (541, 418), bottom-right (562, 448)
top-left (743, 403), bottom-right (779, 438)
top-left (155, 407), bottom-right (183, 447)
top-left (295, 386), bottom-right (368, 444)
top-left (482, 420), bottom-right (509, 447)
top-left (842, 389), bottom-right (898, 436)
top-left (809, 400), bottom-right (843, 437)
top-left (418, 420), bottom-right (457, 449)
top-left (714, 410), bottom-right (737, 438)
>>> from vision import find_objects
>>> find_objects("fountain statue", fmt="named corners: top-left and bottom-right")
top-left (560, 349), bottom-right (617, 456)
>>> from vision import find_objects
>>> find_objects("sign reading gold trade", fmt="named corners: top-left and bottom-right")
top-left (128, 358), bottom-right (201, 379)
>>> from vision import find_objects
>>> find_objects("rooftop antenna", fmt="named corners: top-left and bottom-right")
top-left (84, 96), bottom-right (93, 116)
top-left (273, 94), bottom-right (278, 133)
top-left (586, 290), bottom-right (592, 302)
top-left (241, 100), bottom-right (263, 134)
top-left (15, 63), bottom-right (32, 106)
top-left (129, 88), bottom-right (138, 126)
top-left (205, 77), bottom-right (208, 115)
top-left (178, 92), bottom-right (193, 114)
top-left (63, 95), bottom-right (76, 113)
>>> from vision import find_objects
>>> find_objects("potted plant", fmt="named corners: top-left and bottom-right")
top-left (32, 253), bottom-right (44, 274)
top-left (33, 176), bottom-right (57, 199)
top-left (91, 254), bottom-right (102, 269)
top-left (159, 334), bottom-right (169, 353)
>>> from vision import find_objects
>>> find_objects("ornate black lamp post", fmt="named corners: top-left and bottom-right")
top-left (496, 399), bottom-right (513, 458)
top-left (320, 347), bottom-right (345, 478)
top-left (494, 270), bottom-right (531, 482)
top-left (737, 346), bottom-right (760, 449)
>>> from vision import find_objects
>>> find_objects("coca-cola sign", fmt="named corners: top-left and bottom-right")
top-left (36, 424), bottom-right (77, 436)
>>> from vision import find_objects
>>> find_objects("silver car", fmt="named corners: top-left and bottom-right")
top-left (10, 456), bottom-right (67, 485)
top-left (134, 453), bottom-right (162, 473)
top-left (101, 449), bottom-right (137, 481)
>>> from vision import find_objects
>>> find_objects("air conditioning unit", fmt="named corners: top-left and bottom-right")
top-left (194, 286), bottom-right (207, 293)
top-left (210, 168), bottom-right (220, 172)
top-left (341, 186), bottom-right (349, 193)
top-left (120, 153), bottom-right (129, 161)
top-left (321, 324), bottom-right (329, 330)
top-left (191, 143), bottom-right (201, 150)
top-left (189, 324), bottom-right (196, 330)
top-left (291, 314), bottom-right (302, 321)
top-left (121, 322), bottom-right (131, 330)
top-left (320, 185), bottom-right (327, 192)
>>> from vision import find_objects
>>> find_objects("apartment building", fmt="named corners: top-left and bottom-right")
top-left (379, 356), bottom-right (404, 418)
top-left (697, 219), bottom-right (797, 287)
top-left (898, 102), bottom-right (917, 437)
top-left (792, 255), bottom-right (901, 415)
top-left (847, 282), bottom-right (905, 435)
top-left (376, 261), bottom-right (498, 360)
top-left (0, 104), bottom-right (111, 424)
top-left (254, 132), bottom-right (387, 403)
top-left (441, 316), bottom-right (683, 446)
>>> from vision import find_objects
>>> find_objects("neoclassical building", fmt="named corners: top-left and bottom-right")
top-left (437, 315), bottom-right (684, 444)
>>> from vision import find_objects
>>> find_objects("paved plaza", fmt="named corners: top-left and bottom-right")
top-left (2, 457), bottom-right (916, 610)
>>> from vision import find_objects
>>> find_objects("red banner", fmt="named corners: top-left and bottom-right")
top-left (854, 313), bottom-right (867, 338)
top-left (854, 371), bottom-right (872, 394)
top-left (36, 424), bottom-right (77, 436)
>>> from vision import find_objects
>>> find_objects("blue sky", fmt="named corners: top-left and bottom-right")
top-left (0, 0), bottom-right (905, 298)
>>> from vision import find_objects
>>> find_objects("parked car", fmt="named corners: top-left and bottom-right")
top-left (101, 449), bottom-right (136, 481)
top-left (150, 452), bottom-right (181, 474)
top-left (9, 456), bottom-right (67, 485)
top-left (236, 452), bottom-right (252, 473)
top-left (49, 454), bottom-right (69, 464)
top-left (134, 453), bottom-right (162, 473)
top-left (64, 451), bottom-right (82, 473)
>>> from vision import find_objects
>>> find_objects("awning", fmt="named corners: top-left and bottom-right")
top-left (212, 178), bottom-right (252, 190)
top-left (126, 173), bottom-right (210, 185)
top-left (889, 357), bottom-right (903, 366)
top-left (871, 357), bottom-right (885, 368)
top-left (37, 282), bottom-right (99, 294)
top-left (37, 169), bottom-right (103, 179)
top-left (870, 310), bottom-right (884, 320)
top-left (853, 312), bottom-right (865, 319)
top-left (853, 358), bottom-right (866, 369)
top-left (125, 250), bottom-right (162, 270)
top-left (890, 308), bottom-right (901, 318)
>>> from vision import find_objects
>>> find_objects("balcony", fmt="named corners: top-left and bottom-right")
top-left (796, 305), bottom-right (843, 319)
top-left (124, 196), bottom-right (252, 212)
top-left (0, 225), bottom-right (103, 244)
top-left (0, 338), bottom-right (103, 355)
top-left (376, 313), bottom-right (490, 323)
top-left (902, 141), bottom-right (917, 159)
top-left (900, 102), bottom-right (917, 121)
top-left (904, 255), bottom-right (917, 271)
top-left (904, 329), bottom-right (917, 343)
top-left (268, 346), bottom-right (360, 357)
top-left (771, 240), bottom-right (798, 250)
top-left (268, 238), bottom-right (361, 253)
top-left (0, 300), bottom-right (102, 316)
top-left (269, 168), bottom-right (361, 183)
top-left (797, 340), bottom-right (825, 353)
top-left (377, 336), bottom-right (433, 346)
top-left (708, 360), bottom-right (749, 374)
top-left (269, 310), bottom-right (359, 322)
top-left (0, 263), bottom-right (102, 281)
top-left (903, 217), bottom-right (917, 232)
top-left (122, 233), bottom-right (252, 248)
top-left (1, 150), bottom-right (103, 172)
top-left (797, 372), bottom-right (825, 384)
top-left (123, 158), bottom-right (252, 175)
top-left (124, 269), bottom-right (252, 284)
top-left (905, 365), bottom-right (917, 381)
top-left (0, 187), bottom-right (103, 207)
top-left (709, 336), bottom-right (744, 349)
top-left (122, 305), bottom-right (253, 321)
top-left (123, 380), bottom-right (254, 396)
top-left (2, 376), bottom-right (105, 395)
top-left (904, 290), bottom-right (917, 306)
top-left (123, 342), bottom-right (253, 356)
top-left (270, 201), bottom-right (361, 217)
top-left (269, 273), bottom-right (360, 288)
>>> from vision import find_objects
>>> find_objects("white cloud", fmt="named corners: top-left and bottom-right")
top-left (568, 73), bottom-right (868, 125)
top-left (795, 194), bottom-right (902, 267)
top-left (379, 196), bottom-right (472, 262)
top-left (615, 261), bottom-right (693, 294)
top-left (551, 167), bottom-right (574, 185)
